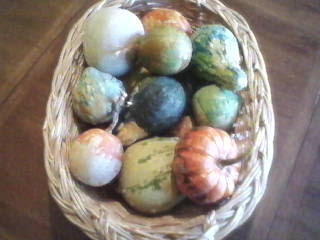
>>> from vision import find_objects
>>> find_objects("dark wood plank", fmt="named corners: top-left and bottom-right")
top-left (224, 1), bottom-right (320, 239)
top-left (268, 51), bottom-right (320, 239)
top-left (0, 0), bottom-right (18, 15)
top-left (0, 0), bottom-right (89, 104)
top-left (266, 88), bottom-right (320, 239)
top-left (0, 1), bottom-right (96, 239)
top-left (292, 145), bottom-right (320, 240)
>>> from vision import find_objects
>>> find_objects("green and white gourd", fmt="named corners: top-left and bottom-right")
top-left (120, 137), bottom-right (184, 214)
top-left (191, 24), bottom-right (247, 91)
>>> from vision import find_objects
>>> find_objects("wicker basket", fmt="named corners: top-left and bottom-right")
top-left (43, 0), bottom-right (275, 239)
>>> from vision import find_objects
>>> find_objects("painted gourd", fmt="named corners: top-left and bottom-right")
top-left (192, 84), bottom-right (241, 130)
top-left (138, 26), bottom-right (192, 75)
top-left (72, 67), bottom-right (126, 125)
top-left (83, 7), bottom-right (144, 76)
top-left (191, 25), bottom-right (247, 91)
top-left (69, 129), bottom-right (123, 187)
top-left (173, 127), bottom-right (241, 205)
top-left (130, 76), bottom-right (186, 133)
top-left (142, 8), bottom-right (192, 34)
top-left (120, 137), bottom-right (184, 214)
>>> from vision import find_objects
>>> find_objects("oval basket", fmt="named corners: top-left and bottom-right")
top-left (43, 0), bottom-right (275, 239)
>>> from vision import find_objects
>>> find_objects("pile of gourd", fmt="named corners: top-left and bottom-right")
top-left (69, 7), bottom-right (248, 214)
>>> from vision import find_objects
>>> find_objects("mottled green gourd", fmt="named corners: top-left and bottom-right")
top-left (130, 76), bottom-right (186, 134)
top-left (138, 26), bottom-right (192, 75)
top-left (193, 85), bottom-right (242, 130)
top-left (191, 25), bottom-right (247, 91)
top-left (72, 67), bottom-right (125, 125)
top-left (120, 137), bottom-right (184, 214)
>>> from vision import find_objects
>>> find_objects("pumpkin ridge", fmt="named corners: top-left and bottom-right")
top-left (176, 146), bottom-right (216, 162)
top-left (206, 172), bottom-right (226, 204)
top-left (173, 127), bottom-right (241, 205)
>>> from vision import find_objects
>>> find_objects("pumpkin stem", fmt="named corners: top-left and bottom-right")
top-left (106, 91), bottom-right (127, 133)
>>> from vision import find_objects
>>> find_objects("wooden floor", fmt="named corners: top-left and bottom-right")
top-left (0, 0), bottom-right (319, 239)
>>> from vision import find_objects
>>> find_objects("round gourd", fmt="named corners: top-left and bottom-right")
top-left (83, 7), bottom-right (144, 76)
top-left (138, 26), bottom-right (192, 75)
top-left (173, 127), bottom-right (240, 205)
top-left (69, 129), bottom-right (123, 187)
top-left (192, 85), bottom-right (241, 130)
top-left (191, 25), bottom-right (247, 91)
top-left (72, 67), bottom-right (126, 125)
top-left (142, 8), bottom-right (192, 34)
top-left (120, 137), bottom-right (184, 214)
top-left (130, 77), bottom-right (186, 133)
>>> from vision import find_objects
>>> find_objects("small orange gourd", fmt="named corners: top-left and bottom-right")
top-left (173, 126), bottom-right (242, 205)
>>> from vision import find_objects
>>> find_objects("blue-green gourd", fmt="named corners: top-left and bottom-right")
top-left (191, 24), bottom-right (247, 91)
top-left (130, 76), bottom-right (186, 134)
top-left (193, 84), bottom-right (242, 130)
top-left (72, 67), bottom-right (126, 125)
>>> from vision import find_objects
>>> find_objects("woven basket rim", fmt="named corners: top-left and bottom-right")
top-left (43, 0), bottom-right (275, 239)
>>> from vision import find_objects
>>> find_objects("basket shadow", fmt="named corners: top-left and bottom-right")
top-left (225, 217), bottom-right (254, 240)
top-left (82, 179), bottom-right (223, 220)
top-left (49, 185), bottom-right (254, 239)
top-left (48, 194), bottom-right (90, 240)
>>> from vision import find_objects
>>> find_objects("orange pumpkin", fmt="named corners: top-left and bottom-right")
top-left (173, 126), bottom-right (241, 205)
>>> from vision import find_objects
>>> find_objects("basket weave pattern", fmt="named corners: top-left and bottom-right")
top-left (43, 0), bottom-right (275, 239)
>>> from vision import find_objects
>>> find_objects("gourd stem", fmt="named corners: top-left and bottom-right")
top-left (106, 92), bottom-right (127, 133)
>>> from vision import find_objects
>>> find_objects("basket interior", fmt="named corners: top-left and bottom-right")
top-left (55, 0), bottom-right (256, 237)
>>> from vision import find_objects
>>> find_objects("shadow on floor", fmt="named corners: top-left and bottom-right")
top-left (225, 217), bottom-right (254, 240)
top-left (49, 194), bottom-right (90, 240)
top-left (49, 190), bottom-right (255, 240)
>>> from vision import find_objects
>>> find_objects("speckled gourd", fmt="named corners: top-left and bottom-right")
top-left (72, 67), bottom-right (126, 125)
top-left (191, 24), bottom-right (247, 91)
top-left (120, 137), bottom-right (184, 214)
